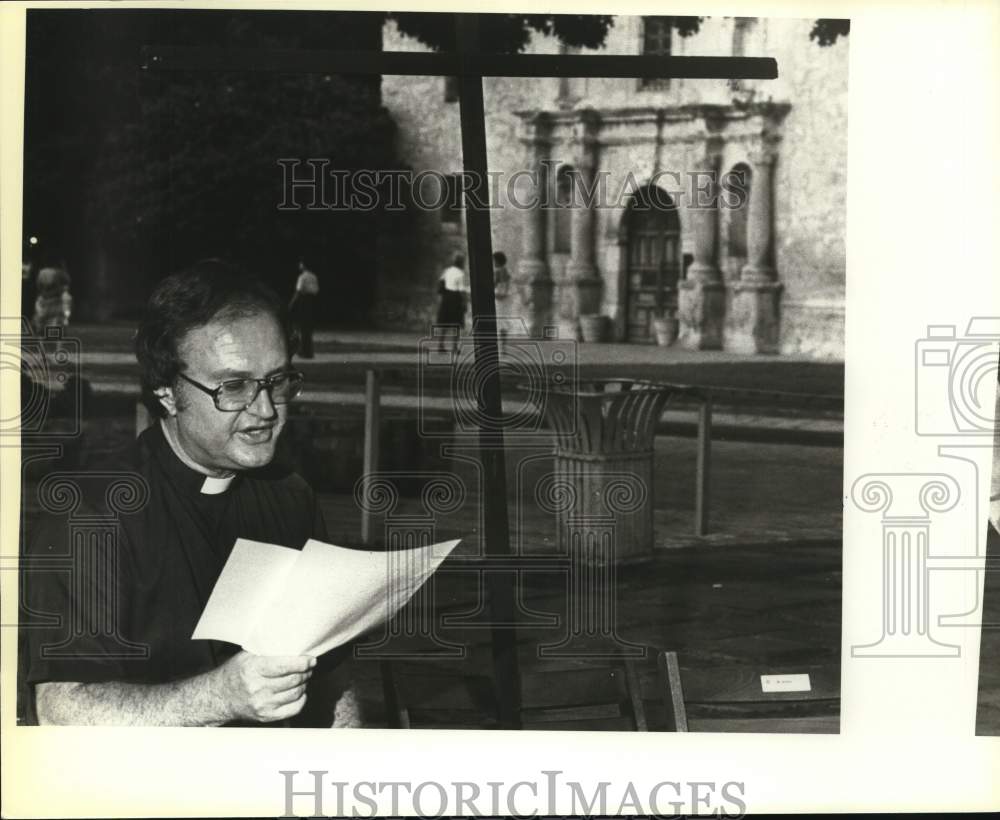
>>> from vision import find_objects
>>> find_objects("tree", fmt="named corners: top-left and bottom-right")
top-left (24, 9), bottom-right (398, 321)
top-left (389, 13), bottom-right (616, 52)
top-left (809, 19), bottom-right (851, 46)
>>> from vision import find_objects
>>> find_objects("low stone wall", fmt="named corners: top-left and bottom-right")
top-left (779, 299), bottom-right (846, 359)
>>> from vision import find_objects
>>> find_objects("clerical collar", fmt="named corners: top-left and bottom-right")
top-left (159, 420), bottom-right (236, 495)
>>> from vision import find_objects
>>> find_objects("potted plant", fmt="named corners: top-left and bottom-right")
top-left (652, 308), bottom-right (679, 347)
top-left (650, 260), bottom-right (679, 346)
top-left (579, 313), bottom-right (609, 343)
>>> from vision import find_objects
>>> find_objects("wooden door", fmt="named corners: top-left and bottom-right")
top-left (625, 193), bottom-right (681, 343)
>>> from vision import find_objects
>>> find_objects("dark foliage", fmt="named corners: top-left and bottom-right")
top-left (390, 13), bottom-right (614, 53)
top-left (24, 10), bottom-right (396, 320)
top-left (809, 19), bottom-right (851, 47)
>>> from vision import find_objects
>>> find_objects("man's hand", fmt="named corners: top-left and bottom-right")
top-left (35, 652), bottom-right (318, 726)
top-left (215, 652), bottom-right (316, 723)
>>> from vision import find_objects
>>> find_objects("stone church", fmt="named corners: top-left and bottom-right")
top-left (377, 16), bottom-right (847, 358)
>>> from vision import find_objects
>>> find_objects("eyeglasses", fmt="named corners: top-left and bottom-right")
top-left (177, 370), bottom-right (304, 412)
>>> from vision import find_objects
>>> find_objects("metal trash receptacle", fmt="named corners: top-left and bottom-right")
top-left (527, 379), bottom-right (677, 561)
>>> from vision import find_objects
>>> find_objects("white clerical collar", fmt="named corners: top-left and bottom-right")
top-left (159, 420), bottom-right (236, 495)
top-left (199, 474), bottom-right (236, 495)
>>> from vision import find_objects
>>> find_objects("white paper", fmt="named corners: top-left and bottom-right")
top-left (760, 673), bottom-right (812, 693)
top-left (192, 537), bottom-right (461, 657)
top-left (190, 538), bottom-right (301, 647)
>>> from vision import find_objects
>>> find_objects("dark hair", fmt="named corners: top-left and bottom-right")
top-left (298, 251), bottom-right (321, 272)
top-left (135, 258), bottom-right (298, 418)
top-left (492, 251), bottom-right (507, 266)
top-left (451, 253), bottom-right (465, 268)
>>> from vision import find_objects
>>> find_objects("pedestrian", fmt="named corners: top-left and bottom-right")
top-left (436, 252), bottom-right (468, 352)
top-left (21, 257), bottom-right (35, 327)
top-left (32, 264), bottom-right (72, 335)
top-left (289, 257), bottom-right (320, 359)
top-left (492, 251), bottom-right (511, 348)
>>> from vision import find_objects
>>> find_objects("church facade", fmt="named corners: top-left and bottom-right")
top-left (377, 16), bottom-right (848, 358)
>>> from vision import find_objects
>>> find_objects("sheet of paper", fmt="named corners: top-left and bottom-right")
top-left (191, 538), bottom-right (301, 647)
top-left (193, 537), bottom-right (461, 657)
top-left (246, 538), bottom-right (461, 656)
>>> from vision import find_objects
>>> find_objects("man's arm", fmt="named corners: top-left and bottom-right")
top-left (35, 652), bottom-right (315, 727)
top-left (332, 683), bottom-right (363, 727)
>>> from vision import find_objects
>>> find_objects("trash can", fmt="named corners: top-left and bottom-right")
top-left (527, 379), bottom-right (677, 561)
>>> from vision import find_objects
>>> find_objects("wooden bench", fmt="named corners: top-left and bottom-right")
top-left (375, 654), bottom-right (648, 731)
top-left (519, 658), bottom-right (648, 731)
top-left (657, 650), bottom-right (840, 734)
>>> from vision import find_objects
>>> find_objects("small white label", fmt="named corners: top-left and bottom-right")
top-left (760, 673), bottom-right (811, 693)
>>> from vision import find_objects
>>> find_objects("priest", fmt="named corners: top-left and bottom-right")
top-left (22, 259), bottom-right (358, 726)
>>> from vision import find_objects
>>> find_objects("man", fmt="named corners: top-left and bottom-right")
top-left (435, 252), bottom-right (468, 353)
top-left (492, 251), bottom-right (511, 348)
top-left (21, 259), bottom-right (357, 726)
top-left (32, 263), bottom-right (73, 334)
top-left (289, 257), bottom-right (320, 359)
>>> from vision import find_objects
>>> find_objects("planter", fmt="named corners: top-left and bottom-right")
top-left (578, 313), bottom-right (609, 343)
top-left (652, 316), bottom-right (679, 347)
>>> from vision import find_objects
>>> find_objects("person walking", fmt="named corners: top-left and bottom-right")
top-left (436, 253), bottom-right (468, 352)
top-left (289, 258), bottom-right (320, 359)
top-left (492, 251), bottom-right (511, 349)
top-left (32, 264), bottom-right (72, 335)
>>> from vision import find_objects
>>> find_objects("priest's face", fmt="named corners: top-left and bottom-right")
top-left (171, 311), bottom-right (290, 473)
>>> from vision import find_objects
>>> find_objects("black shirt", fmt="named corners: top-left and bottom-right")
top-left (21, 422), bottom-right (347, 723)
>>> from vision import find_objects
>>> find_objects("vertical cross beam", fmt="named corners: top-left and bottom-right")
top-left (455, 13), bottom-right (520, 728)
top-left (361, 369), bottom-right (381, 546)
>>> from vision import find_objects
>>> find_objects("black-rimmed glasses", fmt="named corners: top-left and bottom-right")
top-left (177, 370), bottom-right (304, 412)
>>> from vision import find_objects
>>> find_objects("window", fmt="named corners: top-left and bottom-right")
top-left (640, 17), bottom-right (672, 90)
top-left (444, 75), bottom-right (459, 103)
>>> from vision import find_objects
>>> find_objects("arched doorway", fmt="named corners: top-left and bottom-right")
top-left (624, 185), bottom-right (682, 343)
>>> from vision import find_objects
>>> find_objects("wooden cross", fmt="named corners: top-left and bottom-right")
top-left (144, 12), bottom-right (777, 729)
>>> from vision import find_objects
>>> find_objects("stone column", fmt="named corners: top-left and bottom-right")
top-left (731, 145), bottom-right (783, 353)
top-left (515, 113), bottom-right (554, 338)
top-left (566, 110), bottom-right (603, 325)
top-left (678, 142), bottom-right (725, 350)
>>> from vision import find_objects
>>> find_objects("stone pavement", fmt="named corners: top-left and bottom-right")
top-left (58, 322), bottom-right (845, 444)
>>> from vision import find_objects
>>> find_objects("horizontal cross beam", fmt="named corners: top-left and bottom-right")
top-left (142, 47), bottom-right (777, 80)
